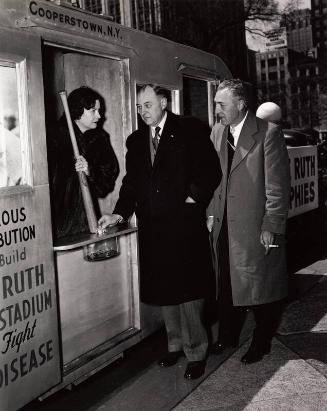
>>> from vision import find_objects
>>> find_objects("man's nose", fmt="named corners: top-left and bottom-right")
top-left (95, 111), bottom-right (101, 119)
top-left (140, 106), bottom-right (147, 116)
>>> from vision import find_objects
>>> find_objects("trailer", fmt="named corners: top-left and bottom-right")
top-left (0, 2), bottom-right (231, 409)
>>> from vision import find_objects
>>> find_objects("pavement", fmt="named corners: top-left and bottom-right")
top-left (21, 258), bottom-right (327, 411)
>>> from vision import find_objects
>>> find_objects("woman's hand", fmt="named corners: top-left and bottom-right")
top-left (75, 155), bottom-right (89, 176)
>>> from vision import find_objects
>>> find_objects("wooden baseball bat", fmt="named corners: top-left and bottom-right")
top-left (59, 90), bottom-right (98, 233)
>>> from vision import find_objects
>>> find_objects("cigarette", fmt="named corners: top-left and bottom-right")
top-left (268, 244), bottom-right (279, 248)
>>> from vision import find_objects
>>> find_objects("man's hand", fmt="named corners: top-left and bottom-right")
top-left (75, 155), bottom-right (89, 176)
top-left (260, 230), bottom-right (276, 255)
top-left (98, 214), bottom-right (123, 229)
top-left (207, 216), bottom-right (214, 233)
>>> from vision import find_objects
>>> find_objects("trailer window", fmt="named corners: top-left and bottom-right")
top-left (183, 77), bottom-right (209, 125)
top-left (0, 63), bottom-right (26, 188)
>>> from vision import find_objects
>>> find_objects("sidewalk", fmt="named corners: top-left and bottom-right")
top-left (21, 259), bottom-right (327, 411)
top-left (175, 261), bottom-right (327, 411)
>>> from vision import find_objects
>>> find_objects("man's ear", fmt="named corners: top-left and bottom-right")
top-left (161, 97), bottom-right (167, 110)
top-left (237, 99), bottom-right (245, 111)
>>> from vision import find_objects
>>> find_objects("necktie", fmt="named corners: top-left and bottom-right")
top-left (227, 127), bottom-right (235, 150)
top-left (153, 126), bottom-right (160, 153)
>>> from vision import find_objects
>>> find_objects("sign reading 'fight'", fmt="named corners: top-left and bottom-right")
top-left (288, 146), bottom-right (318, 218)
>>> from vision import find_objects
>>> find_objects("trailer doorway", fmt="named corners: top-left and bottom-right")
top-left (42, 44), bottom-right (140, 372)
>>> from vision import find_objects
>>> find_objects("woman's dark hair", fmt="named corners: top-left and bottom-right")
top-left (68, 86), bottom-right (101, 120)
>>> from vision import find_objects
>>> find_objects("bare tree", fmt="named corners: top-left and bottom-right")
top-left (157, 0), bottom-right (303, 52)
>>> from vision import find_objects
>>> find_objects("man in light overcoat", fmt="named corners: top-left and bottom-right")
top-left (207, 79), bottom-right (291, 364)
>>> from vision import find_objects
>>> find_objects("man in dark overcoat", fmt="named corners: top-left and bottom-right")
top-left (99, 84), bottom-right (221, 379)
top-left (207, 79), bottom-right (291, 364)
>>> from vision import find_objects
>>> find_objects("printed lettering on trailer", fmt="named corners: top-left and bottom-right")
top-left (288, 145), bottom-right (319, 218)
top-left (0, 203), bottom-right (60, 410)
top-left (28, 0), bottom-right (124, 42)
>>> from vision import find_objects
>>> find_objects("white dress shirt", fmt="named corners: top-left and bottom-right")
top-left (151, 111), bottom-right (167, 139)
top-left (230, 111), bottom-right (248, 147)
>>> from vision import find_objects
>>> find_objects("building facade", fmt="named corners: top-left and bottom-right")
top-left (51, 0), bottom-right (248, 80)
top-left (255, 6), bottom-right (321, 130)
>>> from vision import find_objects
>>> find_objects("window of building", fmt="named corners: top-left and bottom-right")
top-left (292, 100), bottom-right (299, 110)
top-left (83, 0), bottom-right (103, 14)
top-left (270, 85), bottom-right (279, 94)
top-left (261, 60), bottom-right (266, 68)
top-left (280, 71), bottom-right (285, 79)
top-left (279, 57), bottom-right (284, 65)
top-left (261, 73), bottom-right (266, 81)
top-left (268, 58), bottom-right (277, 67)
top-left (269, 72), bottom-right (278, 80)
top-left (0, 63), bottom-right (28, 188)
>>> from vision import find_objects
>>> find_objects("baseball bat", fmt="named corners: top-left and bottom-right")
top-left (59, 90), bottom-right (98, 233)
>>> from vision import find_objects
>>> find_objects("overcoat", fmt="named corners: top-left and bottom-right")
top-left (47, 117), bottom-right (119, 239)
top-left (114, 111), bottom-right (221, 305)
top-left (207, 112), bottom-right (291, 306)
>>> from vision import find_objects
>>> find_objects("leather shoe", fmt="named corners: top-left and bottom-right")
top-left (184, 360), bottom-right (206, 380)
top-left (211, 340), bottom-right (238, 355)
top-left (158, 351), bottom-right (183, 367)
top-left (241, 344), bottom-right (271, 364)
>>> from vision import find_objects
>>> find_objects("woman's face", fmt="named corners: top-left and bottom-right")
top-left (75, 99), bottom-right (101, 133)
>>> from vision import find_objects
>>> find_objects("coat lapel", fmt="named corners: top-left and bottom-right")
top-left (230, 112), bottom-right (258, 173)
top-left (140, 127), bottom-right (152, 173)
top-left (219, 126), bottom-right (229, 176)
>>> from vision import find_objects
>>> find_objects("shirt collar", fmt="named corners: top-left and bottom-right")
top-left (151, 111), bottom-right (167, 137)
top-left (230, 111), bottom-right (248, 138)
top-left (230, 111), bottom-right (248, 146)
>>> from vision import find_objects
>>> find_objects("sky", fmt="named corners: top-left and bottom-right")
top-left (246, 0), bottom-right (311, 51)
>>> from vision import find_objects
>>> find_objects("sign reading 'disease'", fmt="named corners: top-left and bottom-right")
top-left (288, 146), bottom-right (318, 218)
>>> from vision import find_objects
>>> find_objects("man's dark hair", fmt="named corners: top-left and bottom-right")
top-left (68, 86), bottom-right (101, 120)
top-left (137, 84), bottom-right (171, 101)
top-left (217, 79), bottom-right (248, 108)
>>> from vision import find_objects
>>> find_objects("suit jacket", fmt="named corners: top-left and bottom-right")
top-left (114, 111), bottom-right (221, 305)
top-left (207, 111), bottom-right (291, 306)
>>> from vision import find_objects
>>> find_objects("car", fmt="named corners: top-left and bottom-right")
top-left (282, 129), bottom-right (309, 147)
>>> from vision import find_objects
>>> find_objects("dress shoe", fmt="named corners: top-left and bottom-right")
top-left (158, 351), bottom-right (183, 367)
top-left (241, 343), bottom-right (271, 364)
top-left (184, 360), bottom-right (206, 380)
top-left (211, 340), bottom-right (238, 355)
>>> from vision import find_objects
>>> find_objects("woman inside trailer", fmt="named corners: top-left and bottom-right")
top-left (47, 86), bottom-right (119, 240)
